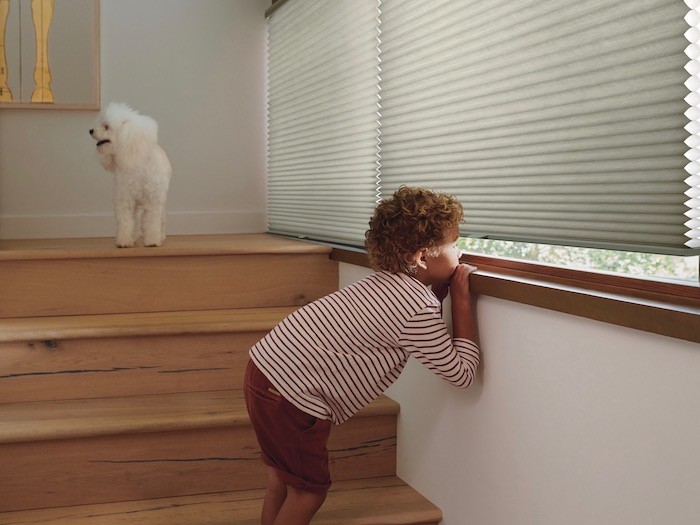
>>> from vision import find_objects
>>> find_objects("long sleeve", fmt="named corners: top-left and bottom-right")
top-left (399, 305), bottom-right (480, 388)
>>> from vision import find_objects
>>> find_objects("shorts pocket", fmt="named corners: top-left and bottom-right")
top-left (302, 416), bottom-right (325, 434)
top-left (306, 417), bottom-right (331, 436)
top-left (247, 382), bottom-right (283, 405)
top-left (285, 400), bottom-right (321, 433)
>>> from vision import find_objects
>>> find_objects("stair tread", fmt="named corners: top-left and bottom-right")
top-left (0, 390), bottom-right (399, 444)
top-left (0, 306), bottom-right (297, 343)
top-left (0, 476), bottom-right (440, 525)
top-left (0, 233), bottom-right (329, 261)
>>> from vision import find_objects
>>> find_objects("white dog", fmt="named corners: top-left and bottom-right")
top-left (90, 102), bottom-right (172, 247)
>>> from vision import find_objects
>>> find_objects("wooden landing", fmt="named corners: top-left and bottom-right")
top-left (0, 233), bottom-right (329, 260)
top-left (0, 234), bottom-right (338, 318)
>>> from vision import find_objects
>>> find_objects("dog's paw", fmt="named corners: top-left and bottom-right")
top-left (115, 238), bottom-right (135, 248)
top-left (144, 232), bottom-right (165, 247)
top-left (143, 237), bottom-right (162, 247)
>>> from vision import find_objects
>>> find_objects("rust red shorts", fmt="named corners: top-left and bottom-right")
top-left (244, 360), bottom-right (332, 495)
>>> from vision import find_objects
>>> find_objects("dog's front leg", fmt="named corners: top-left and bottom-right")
top-left (114, 189), bottom-right (137, 248)
top-left (115, 207), bottom-right (137, 247)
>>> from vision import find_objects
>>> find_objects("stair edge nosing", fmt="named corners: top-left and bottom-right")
top-left (0, 307), bottom-right (299, 343)
top-left (0, 393), bottom-right (399, 445)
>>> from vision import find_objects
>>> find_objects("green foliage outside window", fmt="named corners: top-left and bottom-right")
top-left (459, 239), bottom-right (699, 283)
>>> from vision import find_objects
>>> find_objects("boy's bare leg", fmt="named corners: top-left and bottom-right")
top-left (273, 485), bottom-right (326, 525)
top-left (262, 467), bottom-right (288, 525)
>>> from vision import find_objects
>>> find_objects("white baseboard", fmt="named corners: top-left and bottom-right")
top-left (0, 210), bottom-right (266, 239)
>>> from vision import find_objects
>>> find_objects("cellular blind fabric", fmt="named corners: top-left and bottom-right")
top-left (379, 0), bottom-right (699, 254)
top-left (266, 0), bottom-right (380, 245)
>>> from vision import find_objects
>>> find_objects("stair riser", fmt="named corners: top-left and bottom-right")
top-left (0, 418), bottom-right (397, 513)
top-left (0, 253), bottom-right (337, 318)
top-left (0, 332), bottom-right (263, 404)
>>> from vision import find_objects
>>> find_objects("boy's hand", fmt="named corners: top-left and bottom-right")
top-left (449, 264), bottom-right (477, 301)
top-left (433, 264), bottom-right (477, 303)
top-left (450, 264), bottom-right (478, 342)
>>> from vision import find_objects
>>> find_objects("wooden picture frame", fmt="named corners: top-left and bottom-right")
top-left (0, 0), bottom-right (99, 110)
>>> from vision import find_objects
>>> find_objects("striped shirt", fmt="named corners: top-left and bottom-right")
top-left (249, 270), bottom-right (479, 424)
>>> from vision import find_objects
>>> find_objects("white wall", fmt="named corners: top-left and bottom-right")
top-left (0, 0), bottom-right (269, 239)
top-left (341, 263), bottom-right (700, 525)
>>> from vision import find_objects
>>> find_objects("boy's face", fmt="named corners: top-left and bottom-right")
top-left (419, 225), bottom-right (462, 286)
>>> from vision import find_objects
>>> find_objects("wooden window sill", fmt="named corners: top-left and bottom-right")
top-left (330, 249), bottom-right (700, 344)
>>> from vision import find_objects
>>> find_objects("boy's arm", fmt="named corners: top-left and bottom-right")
top-left (449, 264), bottom-right (479, 344)
top-left (399, 306), bottom-right (479, 388)
top-left (399, 267), bottom-right (480, 389)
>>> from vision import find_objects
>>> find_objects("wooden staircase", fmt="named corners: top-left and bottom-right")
top-left (0, 234), bottom-right (441, 524)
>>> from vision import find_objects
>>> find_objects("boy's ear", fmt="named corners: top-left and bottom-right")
top-left (412, 248), bottom-right (429, 271)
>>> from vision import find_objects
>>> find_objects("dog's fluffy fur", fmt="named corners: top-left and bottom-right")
top-left (90, 102), bottom-right (172, 247)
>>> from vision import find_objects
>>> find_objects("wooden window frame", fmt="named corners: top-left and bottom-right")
top-left (330, 248), bottom-right (700, 344)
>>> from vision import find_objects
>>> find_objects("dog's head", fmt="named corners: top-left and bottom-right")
top-left (89, 102), bottom-right (159, 164)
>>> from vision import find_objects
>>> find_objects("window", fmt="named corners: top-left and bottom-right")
top-left (266, 0), bottom-right (700, 280)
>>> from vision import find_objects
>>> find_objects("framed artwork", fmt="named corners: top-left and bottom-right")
top-left (0, 0), bottom-right (99, 109)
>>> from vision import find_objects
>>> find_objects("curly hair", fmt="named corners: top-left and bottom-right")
top-left (365, 186), bottom-right (463, 274)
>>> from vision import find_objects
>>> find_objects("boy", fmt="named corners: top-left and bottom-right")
top-left (244, 187), bottom-right (480, 525)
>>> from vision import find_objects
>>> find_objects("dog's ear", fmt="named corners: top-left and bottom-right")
top-left (118, 114), bottom-right (158, 144)
top-left (116, 113), bottom-right (159, 164)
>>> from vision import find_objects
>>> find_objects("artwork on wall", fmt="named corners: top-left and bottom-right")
top-left (0, 0), bottom-right (99, 109)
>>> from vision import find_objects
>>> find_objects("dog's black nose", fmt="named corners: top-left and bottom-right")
top-left (89, 129), bottom-right (94, 135)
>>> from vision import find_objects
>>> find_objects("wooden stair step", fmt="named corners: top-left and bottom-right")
top-left (0, 390), bottom-right (399, 445)
top-left (0, 306), bottom-right (298, 343)
top-left (0, 233), bottom-right (337, 318)
top-left (0, 476), bottom-right (442, 524)
top-left (0, 307), bottom-right (297, 403)
top-left (0, 392), bottom-right (400, 511)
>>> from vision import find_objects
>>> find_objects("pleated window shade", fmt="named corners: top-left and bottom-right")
top-left (379, 0), bottom-right (699, 254)
top-left (266, 0), bottom-right (380, 246)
